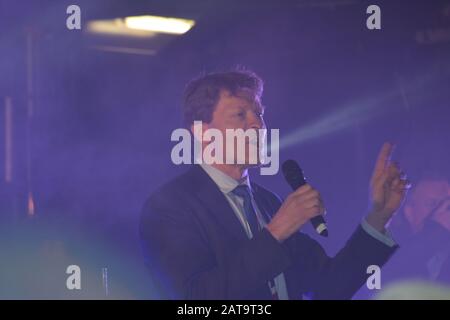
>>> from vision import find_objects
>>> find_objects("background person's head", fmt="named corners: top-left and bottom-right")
top-left (183, 69), bottom-right (266, 169)
top-left (402, 171), bottom-right (449, 233)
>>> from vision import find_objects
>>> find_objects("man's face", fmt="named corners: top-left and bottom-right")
top-left (404, 179), bottom-right (450, 231)
top-left (201, 89), bottom-right (266, 166)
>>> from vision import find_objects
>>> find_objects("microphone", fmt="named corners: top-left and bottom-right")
top-left (282, 160), bottom-right (328, 237)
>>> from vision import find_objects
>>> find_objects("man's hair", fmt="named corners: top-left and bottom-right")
top-left (182, 69), bottom-right (263, 127)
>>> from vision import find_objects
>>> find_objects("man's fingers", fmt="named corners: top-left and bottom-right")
top-left (303, 199), bottom-right (326, 216)
top-left (372, 142), bottom-right (395, 179)
top-left (296, 191), bottom-right (325, 210)
top-left (372, 160), bottom-right (402, 188)
top-left (386, 161), bottom-right (401, 181)
top-left (295, 190), bottom-right (319, 203)
top-left (391, 178), bottom-right (412, 192)
top-left (303, 198), bottom-right (321, 209)
top-left (293, 184), bottom-right (312, 196)
top-left (391, 177), bottom-right (401, 189)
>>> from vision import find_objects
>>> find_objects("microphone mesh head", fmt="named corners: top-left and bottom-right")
top-left (282, 160), bottom-right (306, 189)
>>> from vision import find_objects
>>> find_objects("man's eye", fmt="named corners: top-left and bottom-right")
top-left (236, 112), bottom-right (245, 117)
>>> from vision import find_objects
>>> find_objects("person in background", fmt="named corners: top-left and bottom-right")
top-left (385, 171), bottom-right (450, 284)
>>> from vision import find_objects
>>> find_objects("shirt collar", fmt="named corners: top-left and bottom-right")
top-left (200, 164), bottom-right (251, 194)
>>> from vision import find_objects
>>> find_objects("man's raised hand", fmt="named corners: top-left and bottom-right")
top-left (367, 142), bottom-right (411, 232)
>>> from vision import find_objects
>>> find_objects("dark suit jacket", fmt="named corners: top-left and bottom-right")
top-left (139, 165), bottom-right (398, 299)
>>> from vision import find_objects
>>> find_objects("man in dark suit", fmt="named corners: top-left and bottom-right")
top-left (139, 70), bottom-right (410, 299)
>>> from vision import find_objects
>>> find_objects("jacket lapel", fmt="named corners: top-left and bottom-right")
top-left (188, 165), bottom-right (248, 242)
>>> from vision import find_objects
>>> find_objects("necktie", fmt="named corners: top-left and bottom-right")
top-left (232, 184), bottom-right (279, 300)
top-left (232, 185), bottom-right (259, 236)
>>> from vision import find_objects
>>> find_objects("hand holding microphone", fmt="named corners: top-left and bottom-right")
top-left (267, 160), bottom-right (328, 242)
